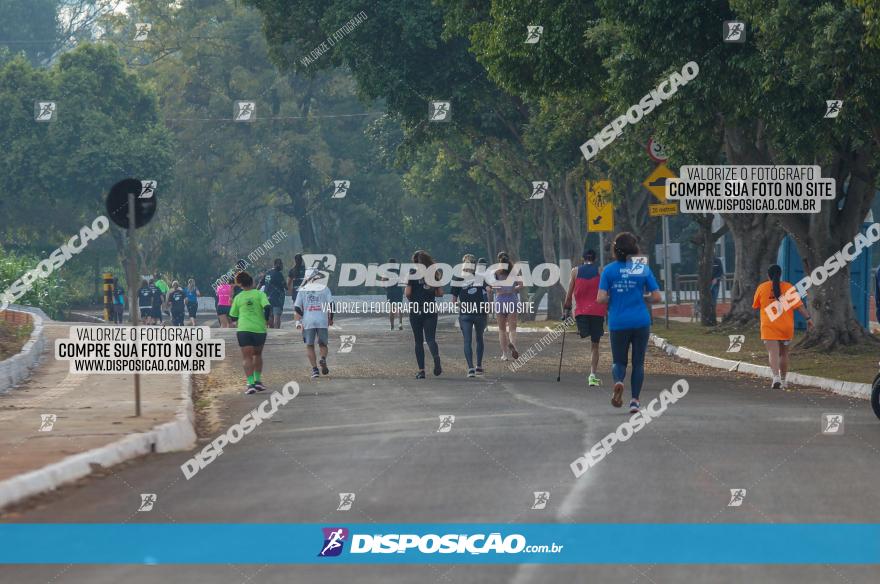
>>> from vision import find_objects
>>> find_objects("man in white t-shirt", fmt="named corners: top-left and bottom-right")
top-left (293, 268), bottom-right (334, 378)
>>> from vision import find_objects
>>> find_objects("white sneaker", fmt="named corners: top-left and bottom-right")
top-left (501, 353), bottom-right (509, 361)
top-left (771, 376), bottom-right (782, 389)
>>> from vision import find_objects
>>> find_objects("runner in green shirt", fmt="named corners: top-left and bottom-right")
top-left (154, 273), bottom-right (169, 318)
top-left (229, 271), bottom-right (271, 395)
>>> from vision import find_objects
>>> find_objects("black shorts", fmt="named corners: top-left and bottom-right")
top-left (217, 305), bottom-right (230, 316)
top-left (151, 306), bottom-right (163, 320)
top-left (575, 314), bottom-right (605, 342)
top-left (172, 311), bottom-right (185, 326)
top-left (139, 307), bottom-right (151, 319)
top-left (386, 289), bottom-right (404, 303)
top-left (236, 331), bottom-right (267, 347)
top-left (186, 302), bottom-right (198, 318)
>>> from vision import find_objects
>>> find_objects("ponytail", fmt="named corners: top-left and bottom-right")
top-left (768, 264), bottom-right (783, 300)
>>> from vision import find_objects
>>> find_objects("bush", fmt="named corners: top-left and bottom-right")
top-left (0, 248), bottom-right (70, 319)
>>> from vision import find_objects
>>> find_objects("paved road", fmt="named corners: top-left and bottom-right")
top-left (2, 315), bottom-right (880, 583)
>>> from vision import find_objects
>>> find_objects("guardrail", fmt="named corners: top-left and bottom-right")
top-left (673, 273), bottom-right (734, 304)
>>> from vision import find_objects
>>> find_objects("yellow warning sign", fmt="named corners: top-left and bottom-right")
top-left (649, 203), bottom-right (678, 217)
top-left (586, 180), bottom-right (614, 232)
top-left (643, 163), bottom-right (678, 203)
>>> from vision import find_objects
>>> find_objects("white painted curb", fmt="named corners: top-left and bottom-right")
top-left (650, 334), bottom-right (871, 400)
top-left (0, 308), bottom-right (46, 394)
top-left (0, 373), bottom-right (197, 511)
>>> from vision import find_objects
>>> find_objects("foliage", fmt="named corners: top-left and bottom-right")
top-left (0, 247), bottom-right (70, 318)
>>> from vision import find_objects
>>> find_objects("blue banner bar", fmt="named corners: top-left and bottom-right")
top-left (0, 524), bottom-right (878, 564)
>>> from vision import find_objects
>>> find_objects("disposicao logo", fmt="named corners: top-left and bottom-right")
top-left (319, 527), bottom-right (349, 557)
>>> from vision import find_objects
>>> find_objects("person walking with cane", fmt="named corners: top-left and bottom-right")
top-left (563, 249), bottom-right (606, 387)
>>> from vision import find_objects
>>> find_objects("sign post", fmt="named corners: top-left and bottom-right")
top-left (127, 191), bottom-right (141, 417)
top-left (662, 216), bottom-right (672, 328)
top-left (643, 164), bottom-right (680, 329)
top-left (106, 178), bottom-right (157, 417)
top-left (102, 273), bottom-right (114, 321)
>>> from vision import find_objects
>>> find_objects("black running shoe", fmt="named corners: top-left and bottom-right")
top-left (320, 358), bottom-right (329, 375)
top-left (244, 384), bottom-right (258, 395)
top-left (415, 370), bottom-right (426, 379)
top-left (433, 357), bottom-right (442, 376)
top-left (254, 381), bottom-right (266, 392)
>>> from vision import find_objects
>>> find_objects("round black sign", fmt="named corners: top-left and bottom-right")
top-left (105, 178), bottom-right (157, 229)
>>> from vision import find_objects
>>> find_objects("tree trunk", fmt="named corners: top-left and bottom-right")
top-left (777, 147), bottom-right (879, 350)
top-left (721, 122), bottom-right (783, 327)
top-left (691, 215), bottom-right (728, 326)
top-left (538, 198), bottom-right (563, 321)
top-left (721, 215), bottom-right (783, 327)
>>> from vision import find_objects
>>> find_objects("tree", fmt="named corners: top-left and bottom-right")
top-left (0, 43), bottom-right (175, 299)
top-left (0, 0), bottom-right (60, 65)
top-left (734, 0), bottom-right (880, 349)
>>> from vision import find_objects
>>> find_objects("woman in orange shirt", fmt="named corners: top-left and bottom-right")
top-left (752, 264), bottom-right (813, 389)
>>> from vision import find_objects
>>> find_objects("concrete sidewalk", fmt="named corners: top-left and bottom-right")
top-left (0, 321), bottom-right (193, 507)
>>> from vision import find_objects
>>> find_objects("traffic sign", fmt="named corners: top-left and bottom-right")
top-left (649, 203), bottom-right (678, 217)
top-left (586, 180), bottom-right (614, 232)
top-left (643, 163), bottom-right (677, 203)
top-left (106, 178), bottom-right (157, 229)
top-left (654, 243), bottom-right (681, 264)
top-left (647, 137), bottom-right (668, 163)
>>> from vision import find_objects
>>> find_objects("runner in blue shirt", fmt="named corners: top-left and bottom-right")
top-left (597, 232), bottom-right (662, 413)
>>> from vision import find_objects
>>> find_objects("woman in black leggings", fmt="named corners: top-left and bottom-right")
top-left (405, 250), bottom-right (444, 379)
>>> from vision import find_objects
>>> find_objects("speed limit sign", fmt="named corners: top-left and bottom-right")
top-left (647, 137), bottom-right (668, 163)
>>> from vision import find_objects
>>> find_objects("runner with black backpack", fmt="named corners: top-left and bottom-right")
top-left (263, 259), bottom-right (287, 329)
top-left (452, 254), bottom-right (491, 377)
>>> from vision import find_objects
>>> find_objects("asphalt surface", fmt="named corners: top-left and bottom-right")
top-left (2, 315), bottom-right (880, 583)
